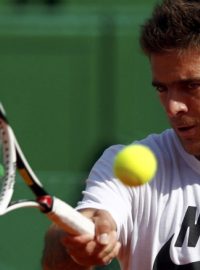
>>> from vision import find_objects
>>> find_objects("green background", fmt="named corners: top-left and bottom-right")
top-left (0, 1), bottom-right (168, 269)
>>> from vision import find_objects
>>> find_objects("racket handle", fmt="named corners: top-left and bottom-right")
top-left (46, 197), bottom-right (95, 237)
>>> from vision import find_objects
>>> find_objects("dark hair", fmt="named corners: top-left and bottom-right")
top-left (140, 0), bottom-right (200, 55)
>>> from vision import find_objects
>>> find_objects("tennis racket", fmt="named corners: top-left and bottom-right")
top-left (0, 103), bottom-right (94, 236)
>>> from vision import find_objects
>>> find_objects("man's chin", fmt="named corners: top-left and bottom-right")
top-left (178, 136), bottom-right (200, 158)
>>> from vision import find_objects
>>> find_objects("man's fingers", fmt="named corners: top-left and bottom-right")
top-left (62, 234), bottom-right (93, 246)
top-left (97, 241), bottom-right (121, 265)
top-left (92, 210), bottom-right (117, 245)
top-left (98, 233), bottom-right (120, 258)
top-left (97, 233), bottom-right (109, 245)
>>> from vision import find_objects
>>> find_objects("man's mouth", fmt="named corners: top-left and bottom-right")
top-left (176, 125), bottom-right (196, 137)
top-left (178, 126), bottom-right (195, 131)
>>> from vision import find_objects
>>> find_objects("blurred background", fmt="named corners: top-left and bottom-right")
top-left (0, 0), bottom-right (168, 269)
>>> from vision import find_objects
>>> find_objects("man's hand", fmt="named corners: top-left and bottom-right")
top-left (42, 209), bottom-right (121, 269)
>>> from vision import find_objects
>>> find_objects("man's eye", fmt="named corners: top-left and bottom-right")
top-left (187, 82), bottom-right (200, 90)
top-left (154, 85), bottom-right (167, 93)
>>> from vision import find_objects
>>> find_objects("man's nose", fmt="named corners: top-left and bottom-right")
top-left (165, 95), bottom-right (188, 118)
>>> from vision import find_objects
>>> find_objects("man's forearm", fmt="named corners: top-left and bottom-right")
top-left (42, 224), bottom-right (93, 270)
top-left (42, 251), bottom-right (93, 270)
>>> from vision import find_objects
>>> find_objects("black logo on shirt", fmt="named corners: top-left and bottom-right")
top-left (153, 206), bottom-right (200, 269)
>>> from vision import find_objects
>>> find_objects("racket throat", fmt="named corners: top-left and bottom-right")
top-left (37, 195), bottom-right (53, 213)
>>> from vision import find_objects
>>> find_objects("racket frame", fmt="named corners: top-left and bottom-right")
top-left (0, 103), bottom-right (95, 236)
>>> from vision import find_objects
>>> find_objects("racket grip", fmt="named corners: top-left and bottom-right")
top-left (46, 197), bottom-right (95, 237)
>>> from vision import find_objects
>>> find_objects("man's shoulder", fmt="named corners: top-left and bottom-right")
top-left (101, 129), bottom-right (175, 160)
top-left (131, 128), bottom-right (175, 149)
top-left (141, 128), bottom-right (175, 144)
top-left (135, 128), bottom-right (178, 158)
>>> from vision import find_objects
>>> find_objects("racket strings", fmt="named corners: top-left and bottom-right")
top-left (0, 119), bottom-right (16, 208)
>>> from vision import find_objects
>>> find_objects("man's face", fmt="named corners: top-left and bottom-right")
top-left (150, 50), bottom-right (200, 158)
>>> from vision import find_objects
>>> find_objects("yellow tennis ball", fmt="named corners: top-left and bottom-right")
top-left (113, 144), bottom-right (157, 186)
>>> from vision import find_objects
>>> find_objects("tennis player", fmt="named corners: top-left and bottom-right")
top-left (42, 0), bottom-right (200, 269)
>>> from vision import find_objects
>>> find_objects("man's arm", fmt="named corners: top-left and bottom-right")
top-left (42, 208), bottom-right (121, 269)
top-left (42, 224), bottom-right (93, 270)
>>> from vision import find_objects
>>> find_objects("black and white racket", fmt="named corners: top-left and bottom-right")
top-left (0, 103), bottom-right (94, 236)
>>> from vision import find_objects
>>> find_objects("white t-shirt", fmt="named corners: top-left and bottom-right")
top-left (77, 129), bottom-right (200, 270)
